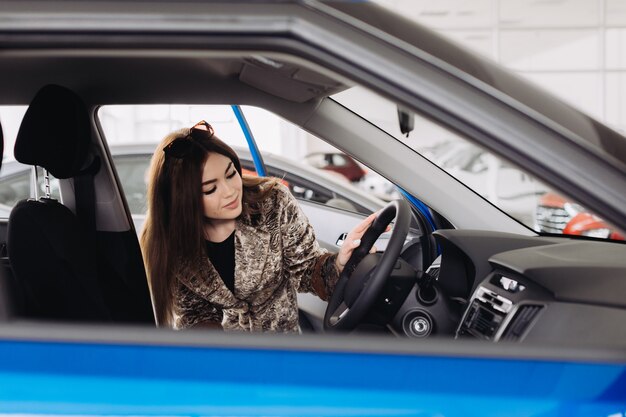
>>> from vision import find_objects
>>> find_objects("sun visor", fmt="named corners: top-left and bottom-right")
top-left (239, 58), bottom-right (342, 103)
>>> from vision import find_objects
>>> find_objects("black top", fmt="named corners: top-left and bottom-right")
top-left (205, 231), bottom-right (236, 293)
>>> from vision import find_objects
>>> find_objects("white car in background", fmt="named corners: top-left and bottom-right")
top-left (432, 142), bottom-right (548, 226)
top-left (356, 171), bottom-right (402, 201)
top-left (0, 144), bottom-right (386, 240)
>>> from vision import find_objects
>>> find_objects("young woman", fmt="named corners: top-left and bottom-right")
top-left (141, 121), bottom-right (377, 332)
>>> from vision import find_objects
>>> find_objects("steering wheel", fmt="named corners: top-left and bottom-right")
top-left (324, 199), bottom-right (411, 331)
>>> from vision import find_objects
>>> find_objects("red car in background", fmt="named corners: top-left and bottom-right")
top-left (536, 192), bottom-right (624, 240)
top-left (304, 152), bottom-right (367, 182)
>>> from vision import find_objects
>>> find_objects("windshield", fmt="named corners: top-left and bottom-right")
top-left (332, 86), bottom-right (624, 241)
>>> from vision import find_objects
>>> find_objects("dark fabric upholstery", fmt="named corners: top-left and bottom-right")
top-left (14, 84), bottom-right (90, 179)
top-left (7, 199), bottom-right (111, 321)
top-left (96, 231), bottom-right (155, 323)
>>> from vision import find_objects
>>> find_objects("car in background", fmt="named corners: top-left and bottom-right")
top-left (304, 151), bottom-right (367, 182)
top-left (536, 191), bottom-right (625, 240)
top-left (356, 171), bottom-right (402, 201)
top-left (432, 142), bottom-right (547, 227)
top-left (0, 144), bottom-right (385, 231)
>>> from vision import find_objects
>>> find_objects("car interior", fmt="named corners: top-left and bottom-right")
top-left (1, 36), bottom-right (626, 348)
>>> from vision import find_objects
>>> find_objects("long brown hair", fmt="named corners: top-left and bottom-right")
top-left (140, 127), bottom-right (278, 327)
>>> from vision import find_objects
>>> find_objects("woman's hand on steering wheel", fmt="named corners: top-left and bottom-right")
top-left (335, 211), bottom-right (389, 273)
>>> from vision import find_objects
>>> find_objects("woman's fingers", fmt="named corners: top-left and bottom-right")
top-left (351, 212), bottom-right (377, 234)
top-left (342, 212), bottom-right (379, 251)
top-left (348, 212), bottom-right (378, 241)
top-left (341, 239), bottom-right (361, 253)
top-left (337, 211), bottom-right (387, 271)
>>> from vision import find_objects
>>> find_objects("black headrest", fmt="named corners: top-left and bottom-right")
top-left (15, 84), bottom-right (91, 179)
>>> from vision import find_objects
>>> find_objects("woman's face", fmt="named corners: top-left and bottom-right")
top-left (201, 152), bottom-right (243, 221)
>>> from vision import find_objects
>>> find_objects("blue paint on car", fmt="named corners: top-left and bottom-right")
top-left (0, 339), bottom-right (624, 415)
top-left (399, 187), bottom-right (437, 232)
top-left (232, 105), bottom-right (267, 177)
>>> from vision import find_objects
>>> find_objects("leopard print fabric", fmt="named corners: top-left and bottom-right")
top-left (174, 184), bottom-right (340, 332)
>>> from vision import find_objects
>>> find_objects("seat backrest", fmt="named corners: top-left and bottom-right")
top-left (6, 85), bottom-right (154, 323)
top-left (8, 198), bottom-right (112, 320)
top-left (0, 111), bottom-right (40, 320)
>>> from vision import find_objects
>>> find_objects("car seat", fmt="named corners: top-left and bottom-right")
top-left (7, 85), bottom-right (154, 323)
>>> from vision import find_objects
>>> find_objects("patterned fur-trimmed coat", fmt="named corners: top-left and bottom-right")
top-left (174, 184), bottom-right (340, 332)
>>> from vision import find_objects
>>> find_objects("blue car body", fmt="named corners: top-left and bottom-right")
top-left (1, 332), bottom-right (625, 416)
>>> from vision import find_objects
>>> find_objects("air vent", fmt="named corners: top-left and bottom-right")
top-left (500, 305), bottom-right (543, 342)
top-left (458, 301), bottom-right (505, 339)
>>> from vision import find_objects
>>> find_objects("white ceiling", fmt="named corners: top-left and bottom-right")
top-left (375, 0), bottom-right (626, 29)
top-left (373, 0), bottom-right (626, 132)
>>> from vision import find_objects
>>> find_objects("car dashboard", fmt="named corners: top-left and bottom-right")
top-left (429, 230), bottom-right (626, 346)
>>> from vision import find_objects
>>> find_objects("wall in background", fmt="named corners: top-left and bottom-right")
top-left (377, 0), bottom-right (626, 134)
